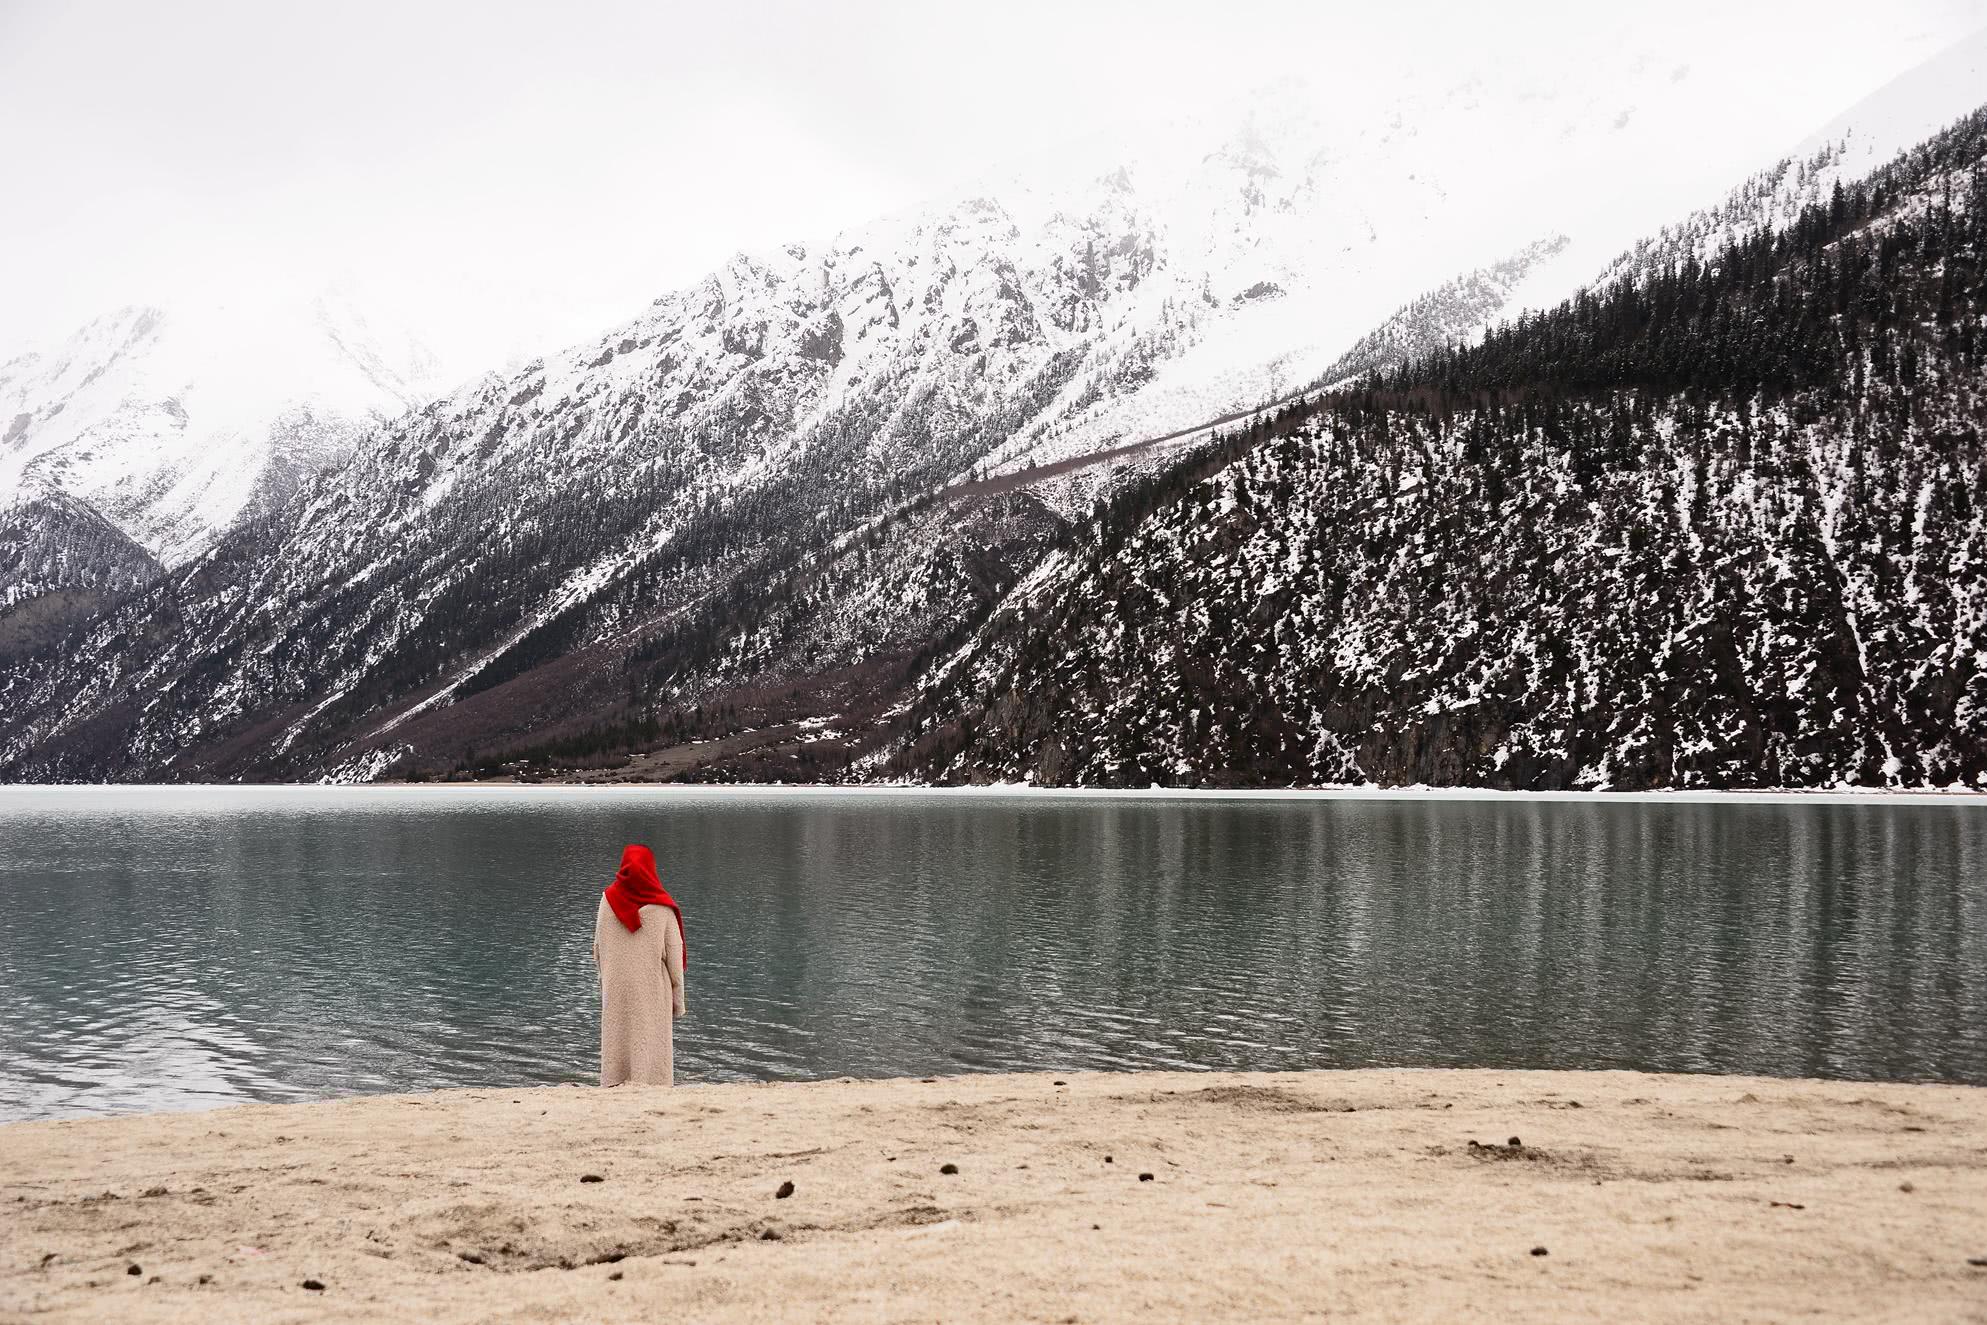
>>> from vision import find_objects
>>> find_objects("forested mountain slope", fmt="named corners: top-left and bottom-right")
top-left (0, 488), bottom-right (159, 663)
top-left (890, 109), bottom-right (1987, 790)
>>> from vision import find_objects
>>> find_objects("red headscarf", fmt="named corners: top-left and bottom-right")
top-left (603, 843), bottom-right (685, 962)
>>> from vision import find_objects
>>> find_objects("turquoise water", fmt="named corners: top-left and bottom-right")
top-left (1, 787), bottom-right (1982, 1121)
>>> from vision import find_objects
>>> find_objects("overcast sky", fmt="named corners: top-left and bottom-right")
top-left (1, 0), bottom-right (1982, 371)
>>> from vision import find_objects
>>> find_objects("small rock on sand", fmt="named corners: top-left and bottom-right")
top-left (1531, 1247), bottom-right (1549, 1257)
top-left (126, 1264), bottom-right (141, 1276)
top-left (775, 1181), bottom-right (795, 1199)
top-left (580, 1174), bottom-right (605, 1183)
top-left (940, 1163), bottom-right (959, 1175)
top-left (302, 1279), bottom-right (325, 1291)
top-left (1138, 1173), bottom-right (1155, 1182)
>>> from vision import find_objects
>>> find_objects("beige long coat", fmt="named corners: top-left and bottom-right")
top-left (593, 897), bottom-right (686, 1087)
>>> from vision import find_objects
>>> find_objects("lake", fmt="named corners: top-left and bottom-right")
top-left (1, 787), bottom-right (1983, 1122)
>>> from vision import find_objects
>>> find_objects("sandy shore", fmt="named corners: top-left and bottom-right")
top-left (4, 1069), bottom-right (1985, 1322)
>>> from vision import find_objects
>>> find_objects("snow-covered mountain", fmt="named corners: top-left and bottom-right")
top-left (3, 37), bottom-right (1983, 784)
top-left (0, 289), bottom-right (439, 573)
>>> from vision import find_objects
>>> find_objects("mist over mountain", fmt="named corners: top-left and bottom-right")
top-left (0, 290), bottom-right (439, 566)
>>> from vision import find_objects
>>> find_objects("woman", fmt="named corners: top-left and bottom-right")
top-left (593, 843), bottom-right (687, 1087)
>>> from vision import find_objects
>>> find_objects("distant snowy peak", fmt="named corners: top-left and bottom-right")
top-left (1795, 26), bottom-right (1987, 174)
top-left (0, 292), bottom-right (440, 569)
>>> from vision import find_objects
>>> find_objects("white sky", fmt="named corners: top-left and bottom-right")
top-left (1, 0), bottom-right (1983, 372)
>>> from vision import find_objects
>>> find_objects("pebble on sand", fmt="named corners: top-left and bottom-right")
top-left (775, 1181), bottom-right (795, 1199)
top-left (1139, 1173), bottom-right (1155, 1182)
top-left (1531, 1247), bottom-right (1549, 1257)
top-left (940, 1163), bottom-right (959, 1175)
top-left (302, 1279), bottom-right (326, 1291)
top-left (580, 1174), bottom-right (605, 1183)
top-left (126, 1265), bottom-right (142, 1276)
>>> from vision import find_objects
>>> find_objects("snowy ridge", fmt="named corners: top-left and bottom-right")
top-left (0, 290), bottom-right (439, 573)
top-left (1307, 236), bottom-right (1574, 390)
top-left (1268, 29), bottom-right (1987, 411)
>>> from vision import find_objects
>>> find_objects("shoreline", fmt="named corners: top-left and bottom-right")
top-left (6, 1067), bottom-right (1984, 1321)
top-left (4, 781), bottom-right (1986, 805)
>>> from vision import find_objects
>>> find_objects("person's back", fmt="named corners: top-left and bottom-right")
top-left (593, 844), bottom-right (687, 1086)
